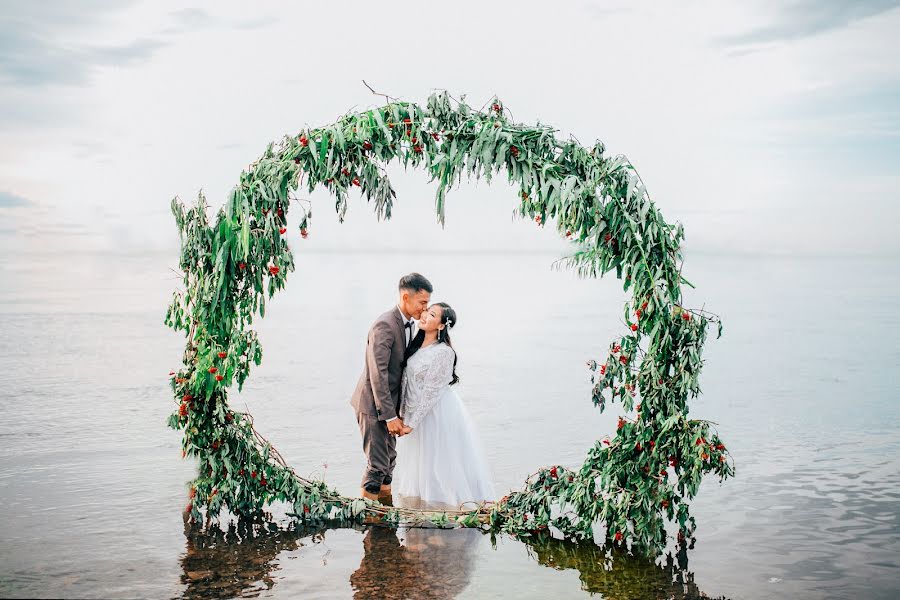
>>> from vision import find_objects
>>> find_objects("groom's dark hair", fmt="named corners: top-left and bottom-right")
top-left (399, 272), bottom-right (433, 293)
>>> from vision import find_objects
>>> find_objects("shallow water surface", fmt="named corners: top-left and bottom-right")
top-left (0, 251), bottom-right (898, 599)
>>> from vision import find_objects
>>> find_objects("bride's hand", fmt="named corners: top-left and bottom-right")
top-left (400, 425), bottom-right (413, 436)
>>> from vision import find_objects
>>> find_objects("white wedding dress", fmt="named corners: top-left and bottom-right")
top-left (393, 342), bottom-right (495, 509)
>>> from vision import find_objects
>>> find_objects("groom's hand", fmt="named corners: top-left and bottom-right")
top-left (386, 418), bottom-right (407, 436)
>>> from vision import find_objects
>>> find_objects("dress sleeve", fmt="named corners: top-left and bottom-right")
top-left (404, 345), bottom-right (455, 429)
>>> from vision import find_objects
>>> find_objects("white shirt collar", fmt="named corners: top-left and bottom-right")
top-left (397, 305), bottom-right (415, 325)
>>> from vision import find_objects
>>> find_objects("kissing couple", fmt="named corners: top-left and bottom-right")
top-left (350, 273), bottom-right (495, 508)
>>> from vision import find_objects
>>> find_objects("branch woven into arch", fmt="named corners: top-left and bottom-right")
top-left (164, 91), bottom-right (731, 554)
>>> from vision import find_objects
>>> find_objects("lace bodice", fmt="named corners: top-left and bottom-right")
top-left (401, 343), bottom-right (455, 428)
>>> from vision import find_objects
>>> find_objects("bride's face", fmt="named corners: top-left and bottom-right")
top-left (418, 305), bottom-right (445, 333)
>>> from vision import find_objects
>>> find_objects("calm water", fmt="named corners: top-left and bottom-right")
top-left (1, 250), bottom-right (898, 599)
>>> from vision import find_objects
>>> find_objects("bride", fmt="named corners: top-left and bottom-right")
top-left (392, 302), bottom-right (495, 509)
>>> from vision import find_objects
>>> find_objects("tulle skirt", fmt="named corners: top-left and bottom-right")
top-left (394, 386), bottom-right (495, 509)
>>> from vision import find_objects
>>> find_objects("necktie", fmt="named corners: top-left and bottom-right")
top-left (404, 320), bottom-right (413, 345)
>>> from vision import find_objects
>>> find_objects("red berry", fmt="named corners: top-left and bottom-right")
top-left (619, 355), bottom-right (628, 365)
top-left (239, 468), bottom-right (244, 476)
top-left (238, 262), bottom-right (246, 270)
top-left (510, 145), bottom-right (519, 158)
top-left (363, 141), bottom-right (373, 150)
top-left (300, 228), bottom-right (308, 239)
top-left (279, 227), bottom-right (287, 234)
top-left (411, 137), bottom-right (417, 144)
top-left (617, 417), bottom-right (625, 430)
top-left (648, 440), bottom-right (655, 448)
top-left (262, 208), bottom-right (268, 215)
top-left (716, 443), bottom-right (725, 450)
top-left (208, 367), bottom-right (217, 374)
top-left (431, 132), bottom-right (440, 141)
top-left (212, 440), bottom-right (219, 450)
top-left (352, 177), bottom-right (360, 186)
top-left (701, 452), bottom-right (709, 461)
top-left (413, 144), bottom-right (422, 154)
top-left (635, 443), bottom-right (642, 452)
top-left (303, 505), bottom-right (310, 513)
top-left (662, 500), bottom-right (669, 508)
top-left (269, 265), bottom-right (280, 275)
top-left (604, 233), bottom-right (612, 242)
top-left (660, 469), bottom-right (668, 476)
top-left (225, 413), bottom-right (233, 422)
top-left (299, 135), bottom-right (308, 146)
top-left (182, 394), bottom-right (192, 402)
top-left (631, 324), bottom-right (638, 331)
top-left (218, 352), bottom-right (227, 359)
top-left (602, 439), bottom-right (610, 446)
top-left (341, 168), bottom-right (350, 176)
top-left (251, 470), bottom-right (257, 479)
top-left (636, 309), bottom-right (642, 319)
top-left (215, 375), bottom-right (224, 382)
top-left (550, 467), bottom-right (558, 478)
top-left (599, 365), bottom-right (606, 375)
top-left (614, 531), bottom-right (623, 542)
top-left (492, 103), bottom-right (500, 112)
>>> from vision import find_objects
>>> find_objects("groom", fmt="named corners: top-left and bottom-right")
top-left (350, 273), bottom-right (433, 502)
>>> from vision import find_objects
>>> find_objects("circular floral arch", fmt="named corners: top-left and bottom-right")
top-left (165, 91), bottom-right (731, 554)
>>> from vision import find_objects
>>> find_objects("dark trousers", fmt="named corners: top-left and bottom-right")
top-left (357, 411), bottom-right (396, 494)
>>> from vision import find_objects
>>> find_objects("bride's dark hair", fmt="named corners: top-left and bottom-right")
top-left (405, 302), bottom-right (459, 385)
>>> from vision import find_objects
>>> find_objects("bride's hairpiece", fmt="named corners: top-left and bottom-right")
top-left (446, 318), bottom-right (454, 328)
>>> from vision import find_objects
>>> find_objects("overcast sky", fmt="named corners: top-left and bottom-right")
top-left (1, 0), bottom-right (898, 259)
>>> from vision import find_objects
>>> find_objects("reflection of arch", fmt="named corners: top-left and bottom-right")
top-left (522, 535), bottom-right (726, 600)
top-left (350, 526), bottom-right (483, 600)
top-left (178, 520), bottom-right (320, 599)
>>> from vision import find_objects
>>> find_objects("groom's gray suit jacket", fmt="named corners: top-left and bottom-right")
top-left (350, 307), bottom-right (407, 422)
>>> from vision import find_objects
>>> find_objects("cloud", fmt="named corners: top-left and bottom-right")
top-left (0, 1), bottom-right (165, 87)
top-left (718, 0), bottom-right (900, 47)
top-left (0, 191), bottom-right (32, 207)
top-left (169, 7), bottom-right (215, 29)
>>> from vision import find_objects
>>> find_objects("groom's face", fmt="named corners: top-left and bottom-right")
top-left (402, 289), bottom-right (431, 319)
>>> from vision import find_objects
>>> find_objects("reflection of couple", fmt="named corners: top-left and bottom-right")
top-left (350, 526), bottom-right (483, 600)
top-left (350, 273), bottom-right (494, 507)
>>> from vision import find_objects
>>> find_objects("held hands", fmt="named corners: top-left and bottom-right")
top-left (387, 418), bottom-right (410, 437)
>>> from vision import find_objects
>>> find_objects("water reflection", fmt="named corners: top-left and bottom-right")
top-left (179, 519), bottom-right (314, 599)
top-left (177, 517), bottom-right (727, 600)
top-left (350, 526), bottom-right (482, 599)
top-left (521, 535), bottom-right (726, 600)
